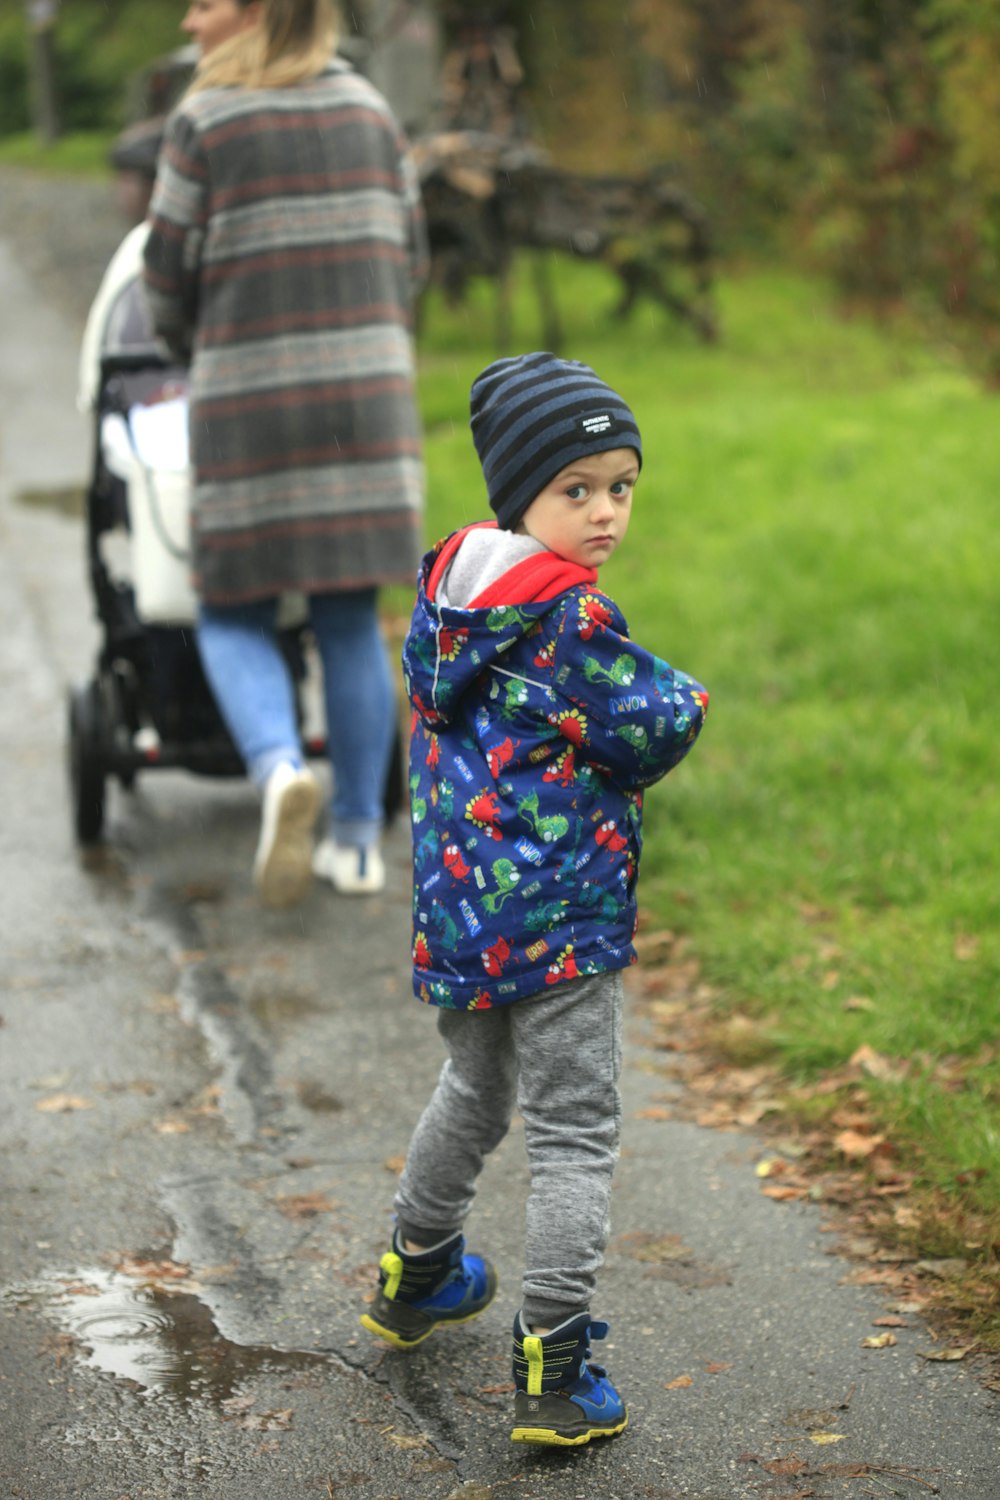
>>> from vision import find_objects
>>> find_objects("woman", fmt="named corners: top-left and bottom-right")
top-left (143, 0), bottom-right (427, 906)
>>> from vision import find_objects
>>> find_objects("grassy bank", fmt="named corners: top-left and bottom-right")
top-left (413, 260), bottom-right (1000, 1331)
top-left (0, 131), bottom-right (113, 175)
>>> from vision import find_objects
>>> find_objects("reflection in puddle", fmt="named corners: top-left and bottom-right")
top-left (2, 1269), bottom-right (324, 1401)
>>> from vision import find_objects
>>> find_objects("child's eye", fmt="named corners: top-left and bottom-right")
top-left (565, 484), bottom-right (588, 501)
top-left (610, 480), bottom-right (634, 497)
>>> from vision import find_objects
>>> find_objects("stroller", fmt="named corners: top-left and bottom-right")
top-left (70, 225), bottom-right (402, 844)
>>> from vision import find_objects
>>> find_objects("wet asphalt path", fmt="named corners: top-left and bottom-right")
top-left (0, 174), bottom-right (997, 1498)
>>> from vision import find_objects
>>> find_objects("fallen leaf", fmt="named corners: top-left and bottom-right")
top-left (154, 1119), bottom-right (191, 1134)
top-left (764, 1458), bottom-right (808, 1476)
top-left (861, 1332), bottom-right (897, 1349)
top-left (384, 1155), bottom-right (406, 1174)
top-left (705, 1362), bottom-right (733, 1374)
top-left (761, 1184), bottom-right (807, 1201)
top-left (915, 1257), bottom-right (968, 1279)
top-left (755, 1156), bottom-right (789, 1178)
top-left (872, 1316), bottom-right (909, 1328)
top-left (631, 929), bottom-right (676, 959)
top-left (235, 1408), bottom-right (293, 1431)
top-left (665, 1374), bottom-right (693, 1389)
top-left (275, 1192), bottom-right (340, 1220)
top-left (850, 1044), bottom-right (906, 1082)
top-left (384, 1431), bottom-right (429, 1449)
top-left (617, 1231), bottom-right (693, 1264)
top-left (635, 1106), bottom-right (673, 1121)
top-left (809, 1431), bottom-right (847, 1445)
top-left (35, 1094), bottom-right (93, 1113)
top-left (477, 1381), bottom-right (515, 1395)
top-left (116, 1257), bottom-right (191, 1281)
top-left (39, 1331), bottom-right (78, 1368)
top-left (834, 1128), bottom-right (884, 1159)
top-left (221, 1394), bottom-right (256, 1413)
top-left (917, 1346), bottom-right (974, 1362)
top-left (843, 995), bottom-right (875, 1012)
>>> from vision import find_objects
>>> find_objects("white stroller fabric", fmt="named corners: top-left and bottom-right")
top-left (79, 223), bottom-right (198, 624)
top-left (102, 398), bottom-right (195, 624)
top-left (78, 222), bottom-right (153, 414)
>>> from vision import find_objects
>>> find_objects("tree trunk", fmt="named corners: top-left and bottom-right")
top-left (26, 0), bottom-right (61, 144)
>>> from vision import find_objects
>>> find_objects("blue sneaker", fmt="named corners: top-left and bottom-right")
top-left (511, 1311), bottom-right (628, 1446)
top-left (359, 1230), bottom-right (498, 1350)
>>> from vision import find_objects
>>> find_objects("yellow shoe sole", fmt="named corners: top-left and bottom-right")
top-left (511, 1413), bottom-right (628, 1445)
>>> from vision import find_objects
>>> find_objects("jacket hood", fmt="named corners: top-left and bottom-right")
top-left (403, 523), bottom-right (596, 730)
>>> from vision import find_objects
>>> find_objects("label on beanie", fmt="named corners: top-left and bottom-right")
top-left (579, 413), bottom-right (617, 436)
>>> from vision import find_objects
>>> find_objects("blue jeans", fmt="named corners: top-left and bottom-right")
top-left (197, 590), bottom-right (394, 848)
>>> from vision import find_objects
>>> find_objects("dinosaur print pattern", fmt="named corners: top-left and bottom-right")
top-left (402, 525), bottom-right (708, 1009)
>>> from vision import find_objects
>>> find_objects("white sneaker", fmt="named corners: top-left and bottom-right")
top-left (253, 764), bottom-right (322, 908)
top-left (312, 838), bottom-right (386, 895)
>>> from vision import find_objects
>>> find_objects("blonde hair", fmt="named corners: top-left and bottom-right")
top-left (189, 0), bottom-right (338, 93)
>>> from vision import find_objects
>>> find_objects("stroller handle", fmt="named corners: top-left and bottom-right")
top-left (100, 349), bottom-right (173, 377)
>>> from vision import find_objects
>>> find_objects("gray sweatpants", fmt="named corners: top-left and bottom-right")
top-left (393, 970), bottom-right (624, 1328)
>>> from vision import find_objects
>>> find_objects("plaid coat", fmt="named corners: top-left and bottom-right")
top-left (143, 60), bottom-right (427, 605)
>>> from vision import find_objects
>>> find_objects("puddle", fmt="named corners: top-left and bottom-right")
top-left (15, 485), bottom-right (85, 519)
top-left (2, 1268), bottom-right (325, 1402)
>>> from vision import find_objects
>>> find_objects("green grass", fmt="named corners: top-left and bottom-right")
top-left (0, 130), bottom-right (114, 175)
top-left (413, 258), bottom-right (1000, 1227)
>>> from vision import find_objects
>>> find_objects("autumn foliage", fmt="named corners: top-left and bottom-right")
top-left (513, 0), bottom-right (1000, 374)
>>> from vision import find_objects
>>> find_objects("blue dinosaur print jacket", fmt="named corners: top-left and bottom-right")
top-left (403, 524), bottom-right (709, 1009)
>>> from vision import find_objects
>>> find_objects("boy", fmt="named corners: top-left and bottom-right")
top-left (360, 352), bottom-right (708, 1446)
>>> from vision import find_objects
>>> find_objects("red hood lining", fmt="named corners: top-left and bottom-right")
top-left (426, 522), bottom-right (597, 608)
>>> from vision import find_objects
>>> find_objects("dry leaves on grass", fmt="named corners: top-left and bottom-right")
top-left (629, 952), bottom-right (1000, 1370)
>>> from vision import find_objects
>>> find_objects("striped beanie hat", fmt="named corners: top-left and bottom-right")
top-left (470, 351), bottom-right (642, 531)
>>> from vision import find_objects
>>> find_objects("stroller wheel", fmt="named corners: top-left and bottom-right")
top-left (67, 682), bottom-right (107, 844)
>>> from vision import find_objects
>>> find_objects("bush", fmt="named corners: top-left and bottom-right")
top-left (0, 2), bottom-right (181, 138)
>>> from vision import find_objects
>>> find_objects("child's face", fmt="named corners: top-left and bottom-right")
top-left (516, 447), bottom-right (638, 568)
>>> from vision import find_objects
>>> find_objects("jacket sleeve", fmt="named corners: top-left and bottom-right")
top-left (550, 591), bottom-right (708, 791)
top-left (141, 109), bottom-right (208, 362)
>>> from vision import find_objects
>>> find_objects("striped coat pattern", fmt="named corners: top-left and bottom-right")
top-left (143, 60), bottom-right (427, 605)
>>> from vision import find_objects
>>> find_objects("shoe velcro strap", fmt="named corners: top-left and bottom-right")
top-left (379, 1250), bottom-right (404, 1301)
top-left (523, 1334), bottom-right (545, 1397)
